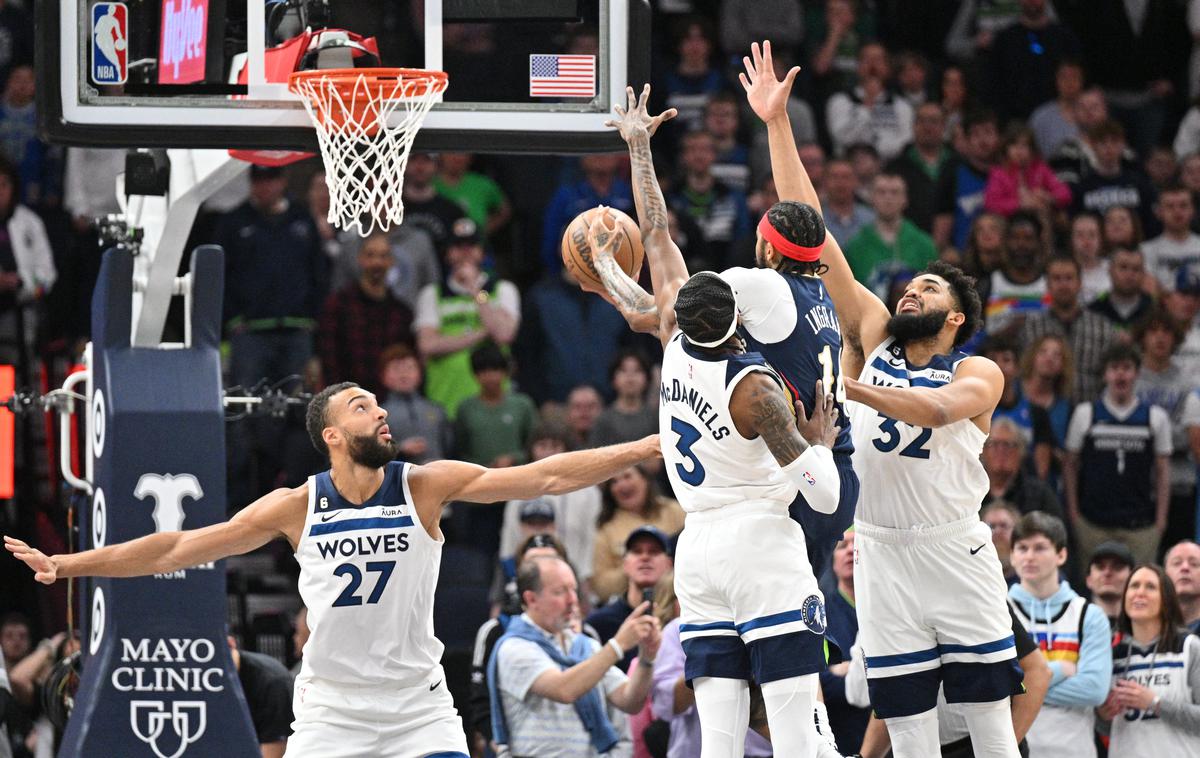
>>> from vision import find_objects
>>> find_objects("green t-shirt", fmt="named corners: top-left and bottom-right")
top-left (434, 172), bottom-right (506, 233)
top-left (846, 219), bottom-right (938, 300)
top-left (454, 392), bottom-right (537, 466)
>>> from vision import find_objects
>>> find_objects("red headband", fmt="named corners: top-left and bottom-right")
top-left (758, 214), bottom-right (824, 262)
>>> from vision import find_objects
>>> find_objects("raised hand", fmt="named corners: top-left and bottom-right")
top-left (605, 84), bottom-right (677, 144)
top-left (5, 535), bottom-right (58, 584)
top-left (796, 380), bottom-right (839, 448)
top-left (739, 40), bottom-right (801, 124)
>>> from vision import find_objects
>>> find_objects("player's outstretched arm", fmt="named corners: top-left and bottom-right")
top-left (730, 374), bottom-right (841, 514)
top-left (844, 355), bottom-right (1004, 429)
top-left (740, 40), bottom-right (889, 364)
top-left (607, 84), bottom-right (688, 343)
top-left (410, 436), bottom-right (661, 520)
top-left (587, 207), bottom-right (661, 337)
top-left (4, 487), bottom-right (300, 584)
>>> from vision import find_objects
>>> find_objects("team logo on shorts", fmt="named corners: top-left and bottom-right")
top-left (801, 594), bottom-right (826, 634)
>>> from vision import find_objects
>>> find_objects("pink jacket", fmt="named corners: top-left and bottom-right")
top-left (984, 159), bottom-right (1072, 216)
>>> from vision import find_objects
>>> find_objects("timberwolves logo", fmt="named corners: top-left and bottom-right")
top-left (801, 594), bottom-right (826, 635)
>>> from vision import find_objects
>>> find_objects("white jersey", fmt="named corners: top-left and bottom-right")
top-left (294, 461), bottom-right (444, 686)
top-left (658, 331), bottom-right (798, 513)
top-left (847, 337), bottom-right (989, 528)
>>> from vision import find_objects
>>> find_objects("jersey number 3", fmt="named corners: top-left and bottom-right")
top-left (872, 415), bottom-right (932, 459)
top-left (671, 417), bottom-right (706, 486)
top-left (332, 561), bottom-right (396, 607)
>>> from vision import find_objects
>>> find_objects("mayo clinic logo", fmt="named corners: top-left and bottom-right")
top-left (91, 3), bottom-right (128, 85)
top-left (131, 700), bottom-right (207, 758)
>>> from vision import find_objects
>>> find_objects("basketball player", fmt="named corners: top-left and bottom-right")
top-left (5, 383), bottom-right (660, 758)
top-left (743, 40), bottom-right (1022, 758)
top-left (585, 90), bottom-right (845, 758)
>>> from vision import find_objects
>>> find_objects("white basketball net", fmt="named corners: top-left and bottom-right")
top-left (290, 69), bottom-right (446, 237)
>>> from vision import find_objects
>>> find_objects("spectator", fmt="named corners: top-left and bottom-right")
top-left (1133, 310), bottom-right (1196, 548)
top-left (845, 173), bottom-right (937, 298)
top-left (291, 607), bottom-right (309, 678)
top-left (471, 534), bottom-right (574, 750)
top-left (819, 530), bottom-right (870, 754)
top-left (415, 218), bottom-right (520, 418)
top-left (305, 170), bottom-right (342, 265)
top-left (565, 384), bottom-right (604, 449)
top-left (704, 93), bottom-right (751, 193)
top-left (894, 50), bottom-right (931, 109)
top-left (982, 501), bottom-right (1022, 584)
top-left (960, 211), bottom-right (1007, 306)
top-left (1145, 145), bottom-right (1179, 192)
top-left (219, 164), bottom-right (326, 388)
top-left (1167, 262), bottom-right (1200, 376)
top-left (1100, 564), bottom-right (1200, 757)
top-left (1069, 120), bottom-right (1158, 236)
top-left (987, 0), bottom-right (1081, 121)
top-left (227, 637), bottom-right (294, 758)
top-left (1021, 255), bottom-right (1118, 403)
top-left (821, 158), bottom-right (875, 246)
top-left (490, 504), bottom-right (561, 617)
top-left (1064, 343), bottom-right (1172, 567)
top-left (810, 0), bottom-right (871, 93)
top-left (1088, 247), bottom-right (1154, 330)
top-left (1048, 87), bottom-right (1117, 189)
top-left (1103, 203), bottom-right (1146, 254)
top-left (0, 614), bottom-right (29, 670)
top-left (934, 107), bottom-right (1000, 250)
top-left (454, 343), bottom-right (536, 468)
top-left (0, 65), bottom-right (59, 209)
top-left (945, 0), bottom-right (1025, 63)
top-left (516, 265), bottom-right (631, 406)
top-left (981, 416), bottom-right (1062, 518)
top-left (1164, 540), bottom-right (1200, 633)
top-left (1083, 541), bottom-right (1135, 628)
top-left (1142, 185), bottom-right (1200, 292)
top-left (316, 232), bottom-right (414, 392)
top-left (1068, 212), bottom-right (1110, 305)
top-left (846, 142), bottom-right (883, 205)
top-left (586, 526), bottom-right (673, 672)
top-left (487, 556), bottom-right (660, 758)
top-left (985, 211), bottom-right (1048, 338)
top-left (939, 65), bottom-right (971, 147)
top-left (826, 43), bottom-right (914, 162)
top-left (983, 336), bottom-right (1054, 479)
top-left (884, 101), bottom-right (952, 232)
top-left (434, 152), bottom-right (512, 242)
top-left (1020, 333), bottom-right (1075, 448)
top-left (499, 423), bottom-right (603, 593)
top-left (1029, 59), bottom-right (1086, 158)
top-left (0, 155), bottom-right (54, 368)
top-left (378, 343), bottom-right (451, 465)
top-left (658, 17), bottom-right (724, 138)
top-left (1007, 512), bottom-right (1113, 758)
top-left (592, 467), bottom-right (685, 602)
top-left (983, 124), bottom-right (1072, 220)
top-left (540, 154), bottom-right (635, 271)
top-left (591, 350), bottom-right (657, 448)
top-left (401, 152), bottom-right (471, 254)
top-left (717, 0), bottom-right (804, 67)
top-left (669, 130), bottom-right (751, 267)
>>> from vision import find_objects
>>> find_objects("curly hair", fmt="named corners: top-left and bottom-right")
top-left (765, 201), bottom-right (828, 274)
top-left (674, 272), bottom-right (737, 346)
top-left (920, 261), bottom-right (982, 348)
top-left (306, 381), bottom-right (359, 457)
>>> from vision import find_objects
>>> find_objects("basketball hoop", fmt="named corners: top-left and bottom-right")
top-left (289, 67), bottom-right (448, 236)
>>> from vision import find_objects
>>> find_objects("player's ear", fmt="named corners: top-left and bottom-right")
top-left (946, 309), bottom-right (965, 329)
top-left (323, 426), bottom-right (340, 451)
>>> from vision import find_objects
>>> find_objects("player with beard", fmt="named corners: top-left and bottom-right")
top-left (5, 382), bottom-right (660, 757)
top-left (742, 39), bottom-right (1023, 758)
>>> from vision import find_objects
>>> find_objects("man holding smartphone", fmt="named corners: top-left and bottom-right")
top-left (586, 526), bottom-right (674, 671)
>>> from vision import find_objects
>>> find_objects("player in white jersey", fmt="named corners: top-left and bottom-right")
top-left (5, 383), bottom-right (659, 758)
top-left (583, 86), bottom-right (845, 758)
top-left (743, 39), bottom-right (1023, 758)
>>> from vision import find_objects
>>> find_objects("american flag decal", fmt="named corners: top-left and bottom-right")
top-left (529, 54), bottom-right (596, 98)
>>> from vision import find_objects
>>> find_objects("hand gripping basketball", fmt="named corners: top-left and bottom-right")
top-left (604, 84), bottom-right (677, 144)
top-left (586, 207), bottom-right (623, 262)
top-left (5, 535), bottom-right (58, 584)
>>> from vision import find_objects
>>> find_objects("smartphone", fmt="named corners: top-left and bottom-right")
top-left (642, 587), bottom-right (655, 607)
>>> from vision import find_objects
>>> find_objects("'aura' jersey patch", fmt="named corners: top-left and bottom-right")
top-left (295, 461), bottom-right (444, 687)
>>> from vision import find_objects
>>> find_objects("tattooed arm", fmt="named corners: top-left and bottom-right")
top-left (606, 85), bottom-right (689, 347)
top-left (586, 211), bottom-right (660, 337)
top-left (729, 373), bottom-right (842, 514)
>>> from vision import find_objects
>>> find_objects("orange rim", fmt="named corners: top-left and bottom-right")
top-left (288, 68), bottom-right (448, 130)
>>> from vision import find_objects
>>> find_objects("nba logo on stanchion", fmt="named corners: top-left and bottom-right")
top-left (91, 3), bottom-right (128, 85)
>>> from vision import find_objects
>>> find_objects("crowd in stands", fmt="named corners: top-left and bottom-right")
top-left (7, 0), bottom-right (1200, 756)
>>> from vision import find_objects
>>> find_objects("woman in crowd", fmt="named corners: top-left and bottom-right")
top-left (1069, 212), bottom-right (1111, 304)
top-left (981, 502), bottom-right (1021, 585)
top-left (960, 211), bottom-right (1008, 306)
top-left (1099, 564), bottom-right (1200, 756)
top-left (1104, 205), bottom-right (1145, 253)
top-left (1020, 333), bottom-right (1076, 450)
top-left (591, 466), bottom-right (684, 601)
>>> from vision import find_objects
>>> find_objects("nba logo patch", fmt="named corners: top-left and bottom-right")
top-left (91, 3), bottom-right (128, 86)
top-left (801, 594), bottom-right (826, 634)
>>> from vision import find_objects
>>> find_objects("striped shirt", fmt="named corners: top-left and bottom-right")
top-left (1021, 308), bottom-right (1117, 403)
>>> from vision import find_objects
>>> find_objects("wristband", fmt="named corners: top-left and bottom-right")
top-left (607, 638), bottom-right (625, 661)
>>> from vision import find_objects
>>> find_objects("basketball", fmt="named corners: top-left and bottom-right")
top-left (560, 207), bottom-right (645, 290)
